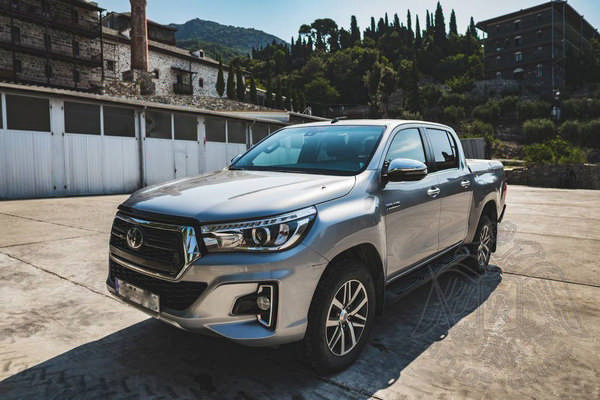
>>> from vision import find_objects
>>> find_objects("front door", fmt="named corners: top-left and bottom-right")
top-left (383, 128), bottom-right (440, 278)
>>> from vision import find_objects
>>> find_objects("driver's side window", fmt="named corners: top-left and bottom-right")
top-left (384, 128), bottom-right (426, 166)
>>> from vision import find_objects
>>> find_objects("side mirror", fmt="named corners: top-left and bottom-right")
top-left (230, 154), bottom-right (242, 165)
top-left (386, 158), bottom-right (428, 182)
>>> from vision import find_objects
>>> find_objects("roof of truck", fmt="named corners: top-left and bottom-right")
top-left (288, 119), bottom-right (453, 130)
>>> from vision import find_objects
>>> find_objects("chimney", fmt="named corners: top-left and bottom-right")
top-left (129, 0), bottom-right (149, 71)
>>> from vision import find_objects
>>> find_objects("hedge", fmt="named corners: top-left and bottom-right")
top-left (522, 119), bottom-right (555, 143)
top-left (517, 100), bottom-right (551, 121)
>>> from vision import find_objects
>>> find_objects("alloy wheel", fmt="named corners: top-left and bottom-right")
top-left (477, 224), bottom-right (492, 268)
top-left (325, 279), bottom-right (368, 356)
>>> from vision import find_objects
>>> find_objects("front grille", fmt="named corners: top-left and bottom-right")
top-left (109, 261), bottom-right (207, 311)
top-left (110, 215), bottom-right (186, 276)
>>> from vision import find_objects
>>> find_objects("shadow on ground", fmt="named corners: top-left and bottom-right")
top-left (0, 265), bottom-right (502, 400)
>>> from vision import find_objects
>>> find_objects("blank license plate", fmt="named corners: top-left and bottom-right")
top-left (115, 278), bottom-right (160, 312)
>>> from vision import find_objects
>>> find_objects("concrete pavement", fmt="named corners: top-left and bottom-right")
top-left (0, 186), bottom-right (598, 399)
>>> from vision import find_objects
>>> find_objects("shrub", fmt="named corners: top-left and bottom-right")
top-left (497, 95), bottom-right (519, 117)
top-left (580, 119), bottom-right (600, 149)
top-left (517, 100), bottom-right (551, 121)
top-left (523, 136), bottom-right (587, 165)
top-left (562, 98), bottom-right (600, 120)
top-left (522, 119), bottom-right (555, 143)
top-left (439, 93), bottom-right (467, 107)
top-left (459, 120), bottom-right (494, 138)
top-left (472, 100), bottom-right (500, 123)
top-left (558, 120), bottom-right (582, 145)
top-left (443, 105), bottom-right (466, 124)
top-left (397, 109), bottom-right (423, 120)
top-left (446, 75), bottom-right (475, 93)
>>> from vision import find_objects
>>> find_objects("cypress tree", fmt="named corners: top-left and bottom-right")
top-left (407, 10), bottom-right (413, 36)
top-left (449, 10), bottom-right (457, 36)
top-left (434, 1), bottom-right (446, 44)
top-left (425, 10), bottom-right (431, 34)
top-left (216, 59), bottom-right (225, 97)
top-left (275, 78), bottom-right (283, 109)
top-left (415, 16), bottom-right (422, 46)
top-left (265, 80), bottom-right (273, 107)
top-left (370, 17), bottom-right (376, 34)
top-left (384, 13), bottom-right (389, 29)
top-left (467, 17), bottom-right (478, 38)
top-left (350, 15), bottom-right (360, 44)
top-left (226, 66), bottom-right (235, 99)
top-left (236, 68), bottom-right (245, 101)
top-left (249, 77), bottom-right (258, 104)
top-left (393, 13), bottom-right (400, 31)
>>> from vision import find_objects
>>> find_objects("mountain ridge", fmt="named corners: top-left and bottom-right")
top-left (170, 18), bottom-right (287, 61)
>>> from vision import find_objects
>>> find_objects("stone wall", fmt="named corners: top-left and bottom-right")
top-left (103, 38), bottom-right (227, 98)
top-left (505, 164), bottom-right (600, 189)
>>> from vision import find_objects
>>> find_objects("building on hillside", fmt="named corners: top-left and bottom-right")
top-left (477, 0), bottom-right (599, 93)
top-left (101, 12), bottom-right (228, 97)
top-left (0, 0), bottom-right (104, 91)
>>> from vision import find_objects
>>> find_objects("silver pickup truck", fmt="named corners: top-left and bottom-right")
top-left (107, 120), bottom-right (506, 372)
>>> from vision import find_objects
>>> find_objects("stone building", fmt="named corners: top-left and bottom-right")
top-left (0, 0), bottom-right (103, 91)
top-left (477, 0), bottom-right (599, 94)
top-left (102, 11), bottom-right (229, 98)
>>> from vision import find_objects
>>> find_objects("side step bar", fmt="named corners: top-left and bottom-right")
top-left (384, 247), bottom-right (472, 306)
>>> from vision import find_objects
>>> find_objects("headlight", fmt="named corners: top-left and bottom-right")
top-left (201, 207), bottom-right (316, 252)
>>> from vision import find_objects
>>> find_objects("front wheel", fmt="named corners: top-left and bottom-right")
top-left (302, 258), bottom-right (376, 373)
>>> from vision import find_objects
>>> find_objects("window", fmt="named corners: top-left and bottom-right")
top-left (14, 59), bottom-right (22, 73)
top-left (72, 40), bottom-right (79, 56)
top-left (65, 102), bottom-right (100, 135)
top-left (426, 129), bottom-right (458, 171)
top-left (6, 95), bottom-right (50, 131)
top-left (495, 24), bottom-right (500, 33)
top-left (174, 113), bottom-right (197, 141)
top-left (45, 64), bottom-right (52, 78)
top-left (73, 69), bottom-right (80, 82)
top-left (514, 20), bottom-right (520, 30)
top-left (198, 78), bottom-right (204, 88)
top-left (44, 34), bottom-right (51, 51)
top-left (103, 106), bottom-right (135, 137)
top-left (106, 60), bottom-right (115, 72)
top-left (205, 117), bottom-right (226, 142)
top-left (515, 52), bottom-right (523, 64)
top-left (11, 27), bottom-right (20, 44)
top-left (496, 71), bottom-right (502, 80)
top-left (537, 30), bottom-right (543, 40)
top-left (145, 110), bottom-right (172, 139)
top-left (496, 55), bottom-right (501, 64)
top-left (71, 9), bottom-right (78, 24)
top-left (536, 64), bottom-right (543, 78)
top-left (227, 120), bottom-right (246, 144)
top-left (10, 0), bottom-right (18, 10)
top-left (252, 123), bottom-right (269, 143)
top-left (384, 128), bottom-right (426, 166)
top-left (41, 0), bottom-right (50, 14)
top-left (514, 36), bottom-right (522, 46)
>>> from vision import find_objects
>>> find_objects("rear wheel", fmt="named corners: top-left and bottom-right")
top-left (303, 258), bottom-right (375, 373)
top-left (472, 215), bottom-right (496, 273)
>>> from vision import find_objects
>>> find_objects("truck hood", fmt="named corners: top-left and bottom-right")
top-left (121, 169), bottom-right (356, 222)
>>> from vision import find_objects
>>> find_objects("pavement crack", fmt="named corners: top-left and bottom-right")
top-left (0, 232), bottom-right (102, 249)
top-left (0, 211), bottom-right (107, 234)
top-left (0, 252), bottom-right (118, 302)
top-left (502, 271), bottom-right (600, 288)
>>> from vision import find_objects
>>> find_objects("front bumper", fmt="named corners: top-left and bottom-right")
top-left (107, 243), bottom-right (329, 346)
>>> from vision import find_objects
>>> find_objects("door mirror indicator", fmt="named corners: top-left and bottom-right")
top-left (385, 158), bottom-right (428, 182)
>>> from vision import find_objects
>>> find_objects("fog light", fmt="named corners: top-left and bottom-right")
top-left (256, 295), bottom-right (271, 311)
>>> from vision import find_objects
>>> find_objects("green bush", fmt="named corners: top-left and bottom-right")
top-left (472, 100), bottom-right (500, 123)
top-left (443, 105), bottom-right (466, 124)
top-left (580, 119), bottom-right (600, 148)
top-left (523, 136), bottom-right (587, 165)
top-left (522, 119), bottom-right (556, 143)
top-left (497, 95), bottom-right (519, 117)
top-left (459, 120), bottom-right (494, 138)
top-left (446, 75), bottom-right (475, 93)
top-left (517, 100), bottom-right (551, 121)
top-left (558, 120), bottom-right (582, 145)
top-left (562, 98), bottom-right (600, 120)
top-left (439, 93), bottom-right (467, 107)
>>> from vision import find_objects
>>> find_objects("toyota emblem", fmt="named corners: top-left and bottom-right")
top-left (126, 226), bottom-right (143, 249)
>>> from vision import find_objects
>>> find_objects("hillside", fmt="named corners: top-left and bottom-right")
top-left (170, 18), bottom-right (287, 61)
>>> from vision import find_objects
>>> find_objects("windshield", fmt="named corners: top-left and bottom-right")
top-left (231, 125), bottom-right (386, 175)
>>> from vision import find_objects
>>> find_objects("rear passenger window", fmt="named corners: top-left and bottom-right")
top-left (426, 129), bottom-right (458, 171)
top-left (384, 128), bottom-right (426, 165)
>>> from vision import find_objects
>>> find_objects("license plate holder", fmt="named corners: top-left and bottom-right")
top-left (115, 278), bottom-right (160, 312)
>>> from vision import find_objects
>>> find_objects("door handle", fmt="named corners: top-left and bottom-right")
top-left (460, 179), bottom-right (471, 188)
top-left (427, 187), bottom-right (440, 198)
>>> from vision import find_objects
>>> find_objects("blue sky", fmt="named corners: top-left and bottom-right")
top-left (99, 0), bottom-right (600, 42)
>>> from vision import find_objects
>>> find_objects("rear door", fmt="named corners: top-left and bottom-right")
top-left (424, 128), bottom-right (472, 250)
top-left (383, 127), bottom-right (440, 278)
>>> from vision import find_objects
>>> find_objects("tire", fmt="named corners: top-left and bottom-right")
top-left (472, 214), bottom-right (496, 273)
top-left (302, 257), bottom-right (376, 374)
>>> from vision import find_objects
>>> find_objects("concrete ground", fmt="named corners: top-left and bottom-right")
top-left (0, 186), bottom-right (598, 399)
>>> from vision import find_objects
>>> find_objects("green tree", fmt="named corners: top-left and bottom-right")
top-left (235, 68), bottom-right (245, 101)
top-left (415, 16), bottom-right (422, 47)
top-left (449, 9), bottom-right (457, 36)
top-left (275, 78), bottom-right (283, 108)
top-left (265, 80), bottom-right (273, 107)
top-left (226, 66), bottom-right (236, 99)
top-left (407, 10), bottom-right (413, 36)
top-left (466, 17), bottom-right (477, 37)
top-left (434, 1), bottom-right (446, 45)
top-left (249, 77), bottom-right (258, 104)
top-left (216, 59), bottom-right (225, 97)
top-left (350, 15), bottom-right (361, 44)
